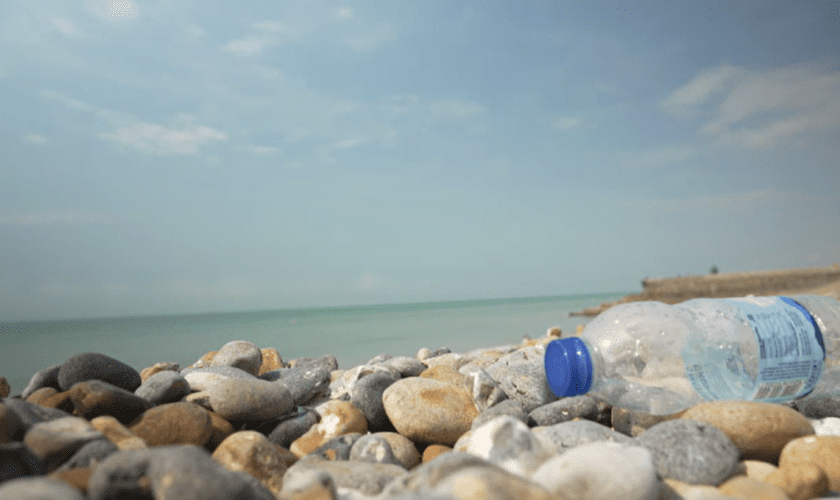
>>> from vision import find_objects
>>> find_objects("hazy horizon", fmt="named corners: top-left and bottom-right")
top-left (2, 1), bottom-right (838, 322)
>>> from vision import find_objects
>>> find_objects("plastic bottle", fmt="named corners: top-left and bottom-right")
top-left (544, 295), bottom-right (840, 415)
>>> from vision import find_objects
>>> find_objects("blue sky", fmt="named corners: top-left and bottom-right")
top-left (1, 0), bottom-right (838, 321)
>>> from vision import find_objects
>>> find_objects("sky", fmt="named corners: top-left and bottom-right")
top-left (0, 0), bottom-right (838, 321)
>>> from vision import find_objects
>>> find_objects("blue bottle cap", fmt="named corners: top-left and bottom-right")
top-left (545, 337), bottom-right (594, 397)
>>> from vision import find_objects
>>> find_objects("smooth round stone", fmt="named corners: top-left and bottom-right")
top-left (0, 402), bottom-right (25, 443)
top-left (1, 398), bottom-right (71, 430)
top-left (38, 391), bottom-right (74, 414)
top-left (466, 416), bottom-right (553, 477)
top-left (55, 438), bottom-right (119, 470)
top-left (682, 401), bottom-right (815, 462)
top-left (349, 434), bottom-right (402, 466)
top-left (0, 442), bottom-right (45, 482)
top-left (182, 366), bottom-right (259, 390)
top-left (57, 353), bottom-right (141, 392)
top-left (139, 361), bottom-right (180, 382)
top-left (471, 399), bottom-right (527, 430)
top-left (135, 370), bottom-right (190, 405)
top-left (742, 459), bottom-right (778, 481)
top-left (764, 461), bottom-right (830, 500)
top-left (258, 347), bottom-right (285, 375)
top-left (419, 365), bottom-right (467, 387)
top-left (611, 405), bottom-right (685, 437)
top-left (377, 432), bottom-right (421, 469)
top-left (309, 433), bottom-right (363, 461)
top-left (68, 380), bottom-right (152, 423)
top-left (23, 416), bottom-right (106, 471)
top-left (0, 477), bottom-right (86, 500)
top-left (90, 415), bottom-right (147, 450)
top-left (203, 377), bottom-right (295, 421)
top-left (528, 395), bottom-right (599, 426)
top-left (279, 469), bottom-right (337, 500)
top-left (794, 395), bottom-right (840, 419)
top-left (351, 371), bottom-right (400, 431)
top-left (635, 419), bottom-right (740, 485)
top-left (718, 476), bottom-right (789, 500)
top-left (87, 444), bottom-right (275, 500)
top-left (484, 346), bottom-right (558, 413)
top-left (661, 478), bottom-right (732, 500)
top-left (188, 350), bottom-right (217, 370)
top-left (283, 456), bottom-right (407, 497)
top-left (464, 368), bottom-right (508, 412)
top-left (127, 402), bottom-right (213, 447)
top-left (25, 387), bottom-right (59, 405)
top-left (422, 444), bottom-right (452, 463)
top-left (531, 419), bottom-right (634, 455)
top-left (779, 435), bottom-right (840, 490)
top-left (290, 400), bottom-right (368, 457)
top-left (21, 365), bottom-right (61, 400)
top-left (205, 409), bottom-right (235, 451)
top-left (210, 340), bottom-right (263, 376)
top-left (211, 430), bottom-right (288, 498)
top-left (383, 377), bottom-right (478, 446)
top-left (267, 409), bottom-right (320, 449)
top-left (531, 441), bottom-right (660, 500)
top-left (273, 366), bottom-right (333, 406)
top-left (287, 355), bottom-right (339, 373)
top-left (380, 356), bottom-right (426, 377)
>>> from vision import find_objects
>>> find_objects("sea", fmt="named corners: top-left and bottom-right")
top-left (0, 292), bottom-right (625, 397)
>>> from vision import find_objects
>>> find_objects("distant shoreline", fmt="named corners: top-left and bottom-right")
top-left (569, 264), bottom-right (840, 317)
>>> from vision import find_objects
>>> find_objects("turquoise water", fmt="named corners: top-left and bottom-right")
top-left (0, 292), bottom-right (624, 396)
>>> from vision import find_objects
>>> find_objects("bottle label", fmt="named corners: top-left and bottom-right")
top-left (725, 297), bottom-right (824, 401)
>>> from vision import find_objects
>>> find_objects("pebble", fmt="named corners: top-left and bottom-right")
top-left (89, 415), bottom-right (147, 450)
top-left (778, 435), bottom-right (840, 490)
top-left (485, 345), bottom-right (558, 412)
top-left (0, 442), bottom-right (45, 482)
top-left (531, 441), bottom-right (660, 500)
top-left (717, 476), bottom-right (790, 500)
top-left (812, 417), bottom-right (840, 436)
top-left (0, 476), bottom-right (86, 500)
top-left (471, 398), bottom-right (528, 430)
top-left (22, 416), bottom-right (105, 472)
top-left (383, 377), bottom-right (478, 446)
top-left (350, 371), bottom-right (400, 431)
top-left (764, 461), bottom-right (830, 500)
top-left (0, 376), bottom-right (9, 398)
top-left (0, 401), bottom-right (26, 443)
top-left (379, 356), bottom-right (427, 377)
top-left (139, 361), bottom-right (180, 382)
top-left (36, 390), bottom-right (74, 414)
top-left (309, 433), bottom-right (363, 461)
top-left (211, 430), bottom-right (288, 498)
top-left (54, 438), bottom-right (119, 470)
top-left (682, 400), bottom-right (815, 462)
top-left (635, 418), bottom-right (740, 485)
top-left (197, 376), bottom-right (295, 421)
top-left (465, 415), bottom-right (553, 477)
top-left (86, 444), bottom-right (275, 500)
top-left (181, 365), bottom-right (259, 390)
top-left (258, 347), bottom-right (285, 374)
top-left (57, 353), bottom-right (142, 392)
top-left (422, 444), bottom-right (452, 462)
top-left (377, 431), bottom-right (421, 469)
top-left (741, 459), bottom-right (778, 481)
top-left (611, 405), bottom-right (684, 437)
top-left (134, 370), bottom-right (191, 405)
top-left (794, 395), bottom-right (840, 419)
top-left (419, 365), bottom-right (468, 386)
top-left (660, 478), bottom-right (732, 500)
top-left (349, 433), bottom-right (402, 465)
top-left (287, 354), bottom-right (339, 373)
top-left (3, 398), bottom-right (71, 430)
top-left (464, 368), bottom-right (508, 412)
top-left (279, 469), bottom-right (338, 500)
top-left (67, 380), bottom-right (152, 423)
top-left (127, 401), bottom-right (213, 447)
top-left (20, 364), bottom-right (61, 400)
top-left (528, 395), bottom-right (599, 426)
top-left (210, 340), bottom-right (263, 376)
top-left (266, 408), bottom-right (320, 449)
top-left (531, 419), bottom-right (634, 455)
top-left (205, 409), bottom-right (236, 451)
top-left (271, 365), bottom-right (333, 405)
top-left (283, 456), bottom-right (407, 496)
top-left (290, 400), bottom-right (368, 457)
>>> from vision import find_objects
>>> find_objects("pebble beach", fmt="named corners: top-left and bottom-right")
top-left (2, 332), bottom-right (840, 500)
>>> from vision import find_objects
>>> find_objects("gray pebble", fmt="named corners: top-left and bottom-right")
top-left (20, 365), bottom-right (61, 400)
top-left (349, 434), bottom-right (402, 466)
top-left (181, 366), bottom-right (258, 391)
top-left (284, 456), bottom-right (407, 496)
top-left (272, 366), bottom-right (332, 406)
top-left (56, 439), bottom-right (119, 470)
top-left (532, 419), bottom-right (634, 455)
top-left (23, 417), bottom-right (105, 472)
top-left (57, 353), bottom-right (141, 392)
top-left (87, 444), bottom-right (275, 500)
top-left (267, 409), bottom-right (320, 449)
top-left (68, 380), bottom-right (152, 423)
top-left (309, 433), bottom-right (363, 461)
top-left (210, 340), bottom-right (262, 376)
top-left (464, 368), bottom-right (507, 412)
top-left (0, 399), bottom-right (71, 431)
top-left (135, 371), bottom-right (191, 406)
top-left (794, 395), bottom-right (840, 419)
top-left (485, 346), bottom-right (558, 412)
top-left (351, 371), bottom-right (400, 431)
top-left (203, 377), bottom-right (294, 421)
top-left (380, 357), bottom-right (426, 377)
top-left (0, 442), bottom-right (44, 483)
top-left (288, 355), bottom-right (338, 373)
top-left (471, 398), bottom-right (528, 430)
top-left (367, 353), bottom-right (394, 364)
top-left (635, 419), bottom-right (740, 486)
top-left (0, 477), bottom-right (86, 500)
top-left (528, 395), bottom-right (599, 426)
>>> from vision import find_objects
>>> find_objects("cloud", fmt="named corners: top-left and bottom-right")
top-left (23, 134), bottom-right (48, 144)
top-left (0, 211), bottom-right (115, 225)
top-left (331, 136), bottom-right (369, 149)
top-left (101, 122), bottom-right (228, 155)
top-left (222, 21), bottom-right (296, 57)
top-left (663, 61), bottom-right (840, 149)
top-left (554, 116), bottom-right (582, 131)
top-left (84, 0), bottom-right (138, 21)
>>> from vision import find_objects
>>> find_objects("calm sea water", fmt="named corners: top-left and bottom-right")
top-left (0, 292), bottom-right (624, 396)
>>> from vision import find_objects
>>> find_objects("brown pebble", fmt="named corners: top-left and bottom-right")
top-left (139, 361), bottom-right (180, 382)
top-left (41, 391), bottom-right (75, 414)
top-left (128, 401), bottom-right (213, 447)
top-left (419, 365), bottom-right (466, 387)
top-left (212, 430), bottom-right (288, 498)
top-left (259, 347), bottom-right (285, 374)
top-left (26, 387), bottom-right (59, 405)
top-left (290, 400), bottom-right (368, 458)
top-left (611, 406), bottom-right (685, 437)
top-left (49, 466), bottom-right (92, 494)
top-left (377, 432), bottom-right (421, 469)
top-left (764, 461), bottom-right (829, 500)
top-left (90, 416), bottom-right (147, 450)
top-left (778, 435), bottom-right (840, 490)
top-left (0, 376), bottom-right (11, 398)
top-left (741, 460), bottom-right (778, 481)
top-left (682, 401), bottom-right (815, 462)
top-left (204, 409), bottom-right (235, 452)
top-left (0, 402), bottom-right (25, 443)
top-left (422, 444), bottom-right (452, 462)
top-left (718, 476), bottom-right (789, 500)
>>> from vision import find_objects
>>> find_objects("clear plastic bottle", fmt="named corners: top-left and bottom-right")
top-left (544, 295), bottom-right (840, 415)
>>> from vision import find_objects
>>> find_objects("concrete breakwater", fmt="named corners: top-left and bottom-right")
top-left (570, 264), bottom-right (840, 317)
